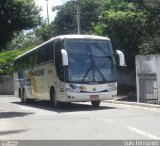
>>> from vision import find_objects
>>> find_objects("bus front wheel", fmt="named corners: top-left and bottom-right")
top-left (91, 100), bottom-right (101, 108)
top-left (50, 87), bottom-right (58, 107)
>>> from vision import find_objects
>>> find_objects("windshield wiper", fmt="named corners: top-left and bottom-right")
top-left (80, 59), bottom-right (107, 82)
top-left (94, 65), bottom-right (106, 82)
top-left (81, 66), bottom-right (92, 83)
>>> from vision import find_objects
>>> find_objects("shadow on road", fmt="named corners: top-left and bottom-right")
top-left (0, 112), bottom-right (34, 119)
top-left (0, 129), bottom-right (29, 135)
top-left (11, 100), bottom-right (118, 113)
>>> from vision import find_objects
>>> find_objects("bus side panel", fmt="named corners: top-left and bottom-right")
top-left (22, 62), bottom-right (58, 101)
top-left (32, 62), bottom-right (56, 100)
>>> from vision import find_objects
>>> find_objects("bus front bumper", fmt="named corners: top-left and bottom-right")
top-left (63, 91), bottom-right (117, 102)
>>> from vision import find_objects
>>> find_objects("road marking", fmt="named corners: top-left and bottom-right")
top-left (127, 127), bottom-right (160, 140)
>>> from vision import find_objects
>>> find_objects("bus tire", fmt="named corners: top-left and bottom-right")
top-left (91, 100), bottom-right (101, 108)
top-left (21, 88), bottom-right (27, 103)
top-left (50, 87), bottom-right (58, 107)
top-left (19, 88), bottom-right (21, 99)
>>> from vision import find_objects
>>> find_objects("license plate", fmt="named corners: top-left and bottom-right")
top-left (90, 95), bottom-right (99, 100)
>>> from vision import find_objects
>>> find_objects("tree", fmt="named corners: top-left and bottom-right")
top-left (139, 0), bottom-right (160, 54)
top-left (50, 0), bottom-right (101, 36)
top-left (6, 32), bottom-right (40, 50)
top-left (139, 32), bottom-right (160, 54)
top-left (94, 0), bottom-right (160, 66)
top-left (0, 0), bottom-right (41, 50)
top-left (0, 32), bottom-right (39, 75)
top-left (34, 23), bottom-right (53, 42)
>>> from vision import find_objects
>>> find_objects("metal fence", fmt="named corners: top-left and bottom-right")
top-left (138, 74), bottom-right (158, 104)
top-left (0, 75), bottom-right (14, 95)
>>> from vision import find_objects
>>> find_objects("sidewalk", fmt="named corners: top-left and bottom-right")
top-left (0, 95), bottom-right (15, 97)
top-left (105, 94), bottom-right (160, 109)
top-left (116, 94), bottom-right (137, 102)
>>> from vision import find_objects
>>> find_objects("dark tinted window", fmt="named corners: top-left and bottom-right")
top-left (55, 40), bottom-right (64, 81)
top-left (46, 43), bottom-right (54, 61)
top-left (14, 61), bottom-right (18, 71)
top-left (28, 53), bottom-right (33, 67)
top-left (39, 47), bottom-right (46, 63)
top-left (33, 51), bottom-right (38, 65)
top-left (23, 56), bottom-right (28, 69)
top-left (19, 59), bottom-right (23, 70)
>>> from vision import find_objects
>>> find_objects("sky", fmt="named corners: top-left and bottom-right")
top-left (35, 0), bottom-right (68, 23)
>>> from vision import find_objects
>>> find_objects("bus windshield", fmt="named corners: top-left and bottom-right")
top-left (64, 39), bottom-right (116, 83)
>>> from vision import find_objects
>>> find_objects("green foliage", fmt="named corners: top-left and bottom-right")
top-left (35, 23), bottom-right (53, 42)
top-left (6, 32), bottom-right (40, 50)
top-left (0, 48), bottom-right (30, 75)
top-left (50, 0), bottom-right (101, 36)
top-left (138, 0), bottom-right (160, 54)
top-left (1, 0), bottom-right (160, 75)
top-left (0, 0), bottom-right (42, 50)
top-left (0, 32), bottom-right (38, 75)
top-left (0, 50), bottom-right (20, 75)
top-left (93, 0), bottom-right (160, 67)
top-left (139, 32), bottom-right (160, 54)
top-left (35, 0), bottom-right (101, 42)
top-left (51, 1), bottom-right (77, 35)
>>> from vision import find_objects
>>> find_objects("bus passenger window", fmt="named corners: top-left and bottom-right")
top-left (55, 40), bottom-right (64, 81)
top-left (39, 48), bottom-right (46, 63)
top-left (14, 61), bottom-right (18, 71)
top-left (46, 43), bottom-right (54, 61)
top-left (23, 58), bottom-right (26, 69)
top-left (19, 60), bottom-right (23, 70)
top-left (16, 61), bottom-right (20, 71)
top-left (28, 54), bottom-right (33, 67)
top-left (33, 51), bottom-right (38, 65)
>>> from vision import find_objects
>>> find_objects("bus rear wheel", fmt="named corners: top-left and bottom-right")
top-left (50, 87), bottom-right (58, 107)
top-left (19, 88), bottom-right (21, 99)
top-left (21, 89), bottom-right (27, 103)
top-left (91, 100), bottom-right (101, 108)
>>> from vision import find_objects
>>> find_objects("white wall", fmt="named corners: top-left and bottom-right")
top-left (0, 75), bottom-right (14, 95)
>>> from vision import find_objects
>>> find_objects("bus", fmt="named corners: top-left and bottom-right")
top-left (14, 35), bottom-right (125, 107)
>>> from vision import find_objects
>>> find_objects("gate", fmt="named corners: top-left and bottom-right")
top-left (0, 75), bottom-right (14, 95)
top-left (136, 55), bottom-right (160, 104)
top-left (139, 74), bottom-right (158, 104)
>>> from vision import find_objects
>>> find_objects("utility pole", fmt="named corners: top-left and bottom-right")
top-left (46, 0), bottom-right (49, 24)
top-left (77, 0), bottom-right (81, 34)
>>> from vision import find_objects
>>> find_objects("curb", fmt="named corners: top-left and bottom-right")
top-left (104, 100), bottom-right (160, 109)
top-left (0, 95), bottom-right (15, 97)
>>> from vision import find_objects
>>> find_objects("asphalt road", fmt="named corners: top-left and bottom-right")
top-left (0, 96), bottom-right (160, 140)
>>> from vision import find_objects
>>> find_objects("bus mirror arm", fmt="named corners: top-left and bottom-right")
top-left (61, 49), bottom-right (68, 66)
top-left (116, 50), bottom-right (126, 67)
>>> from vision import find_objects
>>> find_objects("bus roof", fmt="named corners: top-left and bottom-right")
top-left (15, 34), bottom-right (110, 60)
top-left (56, 34), bottom-right (110, 40)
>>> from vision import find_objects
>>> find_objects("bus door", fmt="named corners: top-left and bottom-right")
top-left (27, 50), bottom-right (39, 98)
top-left (54, 39), bottom-right (65, 98)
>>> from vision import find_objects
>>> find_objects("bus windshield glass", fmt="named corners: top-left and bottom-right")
top-left (64, 39), bottom-right (116, 83)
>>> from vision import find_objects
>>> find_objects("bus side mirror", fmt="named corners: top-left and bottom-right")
top-left (61, 49), bottom-right (68, 66)
top-left (116, 50), bottom-right (126, 66)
